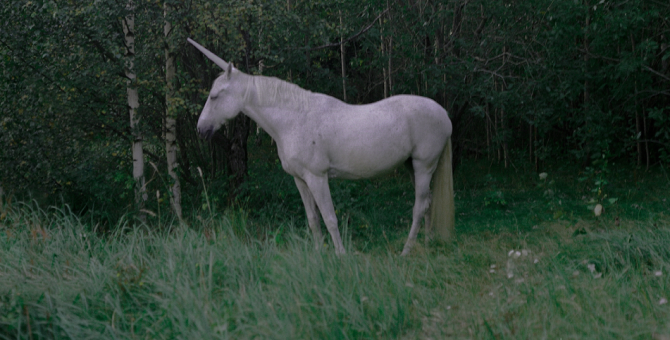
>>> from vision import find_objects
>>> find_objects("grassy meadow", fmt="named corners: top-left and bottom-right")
top-left (1, 157), bottom-right (670, 339)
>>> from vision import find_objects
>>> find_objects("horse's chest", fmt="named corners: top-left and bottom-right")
top-left (278, 157), bottom-right (295, 175)
top-left (276, 139), bottom-right (327, 177)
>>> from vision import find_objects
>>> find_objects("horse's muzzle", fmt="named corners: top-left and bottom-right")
top-left (198, 127), bottom-right (215, 140)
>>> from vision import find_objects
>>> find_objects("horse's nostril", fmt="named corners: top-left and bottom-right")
top-left (199, 127), bottom-right (214, 140)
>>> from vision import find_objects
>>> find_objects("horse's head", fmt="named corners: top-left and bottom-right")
top-left (198, 63), bottom-right (247, 139)
top-left (187, 38), bottom-right (246, 139)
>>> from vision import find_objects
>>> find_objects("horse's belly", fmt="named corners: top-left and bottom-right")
top-left (327, 143), bottom-right (410, 180)
top-left (327, 166), bottom-right (397, 180)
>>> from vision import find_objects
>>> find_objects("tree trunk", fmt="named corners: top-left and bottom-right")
top-left (495, 106), bottom-right (500, 162)
top-left (388, 34), bottom-right (393, 96)
top-left (643, 108), bottom-right (649, 170)
top-left (164, 3), bottom-right (182, 220)
top-left (632, 36), bottom-right (647, 168)
top-left (662, 42), bottom-right (669, 73)
top-left (535, 126), bottom-right (539, 172)
top-left (227, 115), bottom-right (251, 192)
top-left (381, 24), bottom-right (387, 99)
top-left (449, 0), bottom-right (465, 58)
top-left (635, 81), bottom-right (642, 166)
top-left (340, 10), bottom-right (347, 102)
top-left (122, 1), bottom-right (147, 219)
top-left (486, 104), bottom-right (491, 160)
top-left (501, 47), bottom-right (508, 168)
top-left (220, 23), bottom-right (256, 197)
top-left (447, 0), bottom-right (466, 166)
top-left (584, 1), bottom-right (590, 104)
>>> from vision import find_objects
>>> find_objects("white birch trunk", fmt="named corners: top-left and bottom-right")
top-left (340, 10), bottom-right (347, 102)
top-left (164, 3), bottom-right (182, 220)
top-left (122, 2), bottom-right (147, 216)
top-left (386, 1), bottom-right (392, 95)
top-left (380, 17), bottom-right (387, 98)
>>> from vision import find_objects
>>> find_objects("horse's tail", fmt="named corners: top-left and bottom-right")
top-left (430, 137), bottom-right (455, 241)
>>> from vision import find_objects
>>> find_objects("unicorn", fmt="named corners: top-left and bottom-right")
top-left (188, 38), bottom-right (454, 255)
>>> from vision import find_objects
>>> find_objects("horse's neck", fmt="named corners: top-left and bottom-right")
top-left (241, 75), bottom-right (317, 142)
top-left (242, 99), bottom-right (305, 144)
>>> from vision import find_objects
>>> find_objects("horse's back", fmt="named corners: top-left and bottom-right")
top-left (371, 95), bottom-right (452, 161)
top-left (383, 95), bottom-right (450, 129)
top-left (300, 94), bottom-right (451, 179)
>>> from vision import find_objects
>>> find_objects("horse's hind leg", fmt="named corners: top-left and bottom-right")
top-left (294, 177), bottom-right (324, 250)
top-left (405, 158), bottom-right (432, 246)
top-left (401, 165), bottom-right (433, 256)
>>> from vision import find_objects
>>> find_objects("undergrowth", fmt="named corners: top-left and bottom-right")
top-left (1, 197), bottom-right (670, 338)
top-left (1, 159), bottom-right (669, 338)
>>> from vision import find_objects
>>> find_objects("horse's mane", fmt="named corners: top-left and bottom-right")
top-left (244, 74), bottom-right (312, 112)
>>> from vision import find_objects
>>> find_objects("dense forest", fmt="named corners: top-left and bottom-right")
top-left (1, 0), bottom-right (669, 220)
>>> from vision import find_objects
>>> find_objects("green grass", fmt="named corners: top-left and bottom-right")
top-left (1, 155), bottom-right (670, 338)
top-left (2, 167), bottom-right (670, 339)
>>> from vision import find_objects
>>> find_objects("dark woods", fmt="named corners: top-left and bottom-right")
top-left (1, 0), bottom-right (669, 220)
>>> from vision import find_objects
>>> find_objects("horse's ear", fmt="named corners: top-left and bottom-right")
top-left (226, 63), bottom-right (233, 79)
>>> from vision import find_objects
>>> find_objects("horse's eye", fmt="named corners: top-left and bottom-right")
top-left (211, 89), bottom-right (224, 100)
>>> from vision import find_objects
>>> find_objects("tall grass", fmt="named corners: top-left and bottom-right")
top-left (1, 196), bottom-right (670, 339)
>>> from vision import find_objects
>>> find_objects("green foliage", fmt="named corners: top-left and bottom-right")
top-left (649, 106), bottom-right (670, 164)
top-left (586, 153), bottom-right (609, 195)
top-left (0, 0), bottom-right (133, 215)
top-left (578, 151), bottom-right (620, 219)
top-left (536, 172), bottom-right (567, 220)
top-left (483, 174), bottom-right (508, 208)
top-left (1, 0), bottom-right (670, 221)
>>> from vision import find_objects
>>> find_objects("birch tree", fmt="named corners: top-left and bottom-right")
top-left (164, 2), bottom-right (182, 220)
top-left (122, 0), bottom-right (147, 217)
top-left (340, 10), bottom-right (347, 102)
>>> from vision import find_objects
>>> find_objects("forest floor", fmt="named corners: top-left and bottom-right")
top-left (1, 155), bottom-right (670, 339)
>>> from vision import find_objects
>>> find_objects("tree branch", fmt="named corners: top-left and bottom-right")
top-left (309, 8), bottom-right (389, 51)
top-left (642, 64), bottom-right (670, 83)
top-left (582, 49), bottom-right (670, 83)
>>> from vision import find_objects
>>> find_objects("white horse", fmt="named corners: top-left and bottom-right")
top-left (188, 38), bottom-right (454, 255)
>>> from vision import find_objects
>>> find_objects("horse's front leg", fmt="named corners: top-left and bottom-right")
top-left (293, 177), bottom-right (324, 250)
top-left (302, 174), bottom-right (345, 255)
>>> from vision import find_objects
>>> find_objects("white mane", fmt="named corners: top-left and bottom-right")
top-left (244, 75), bottom-right (312, 112)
